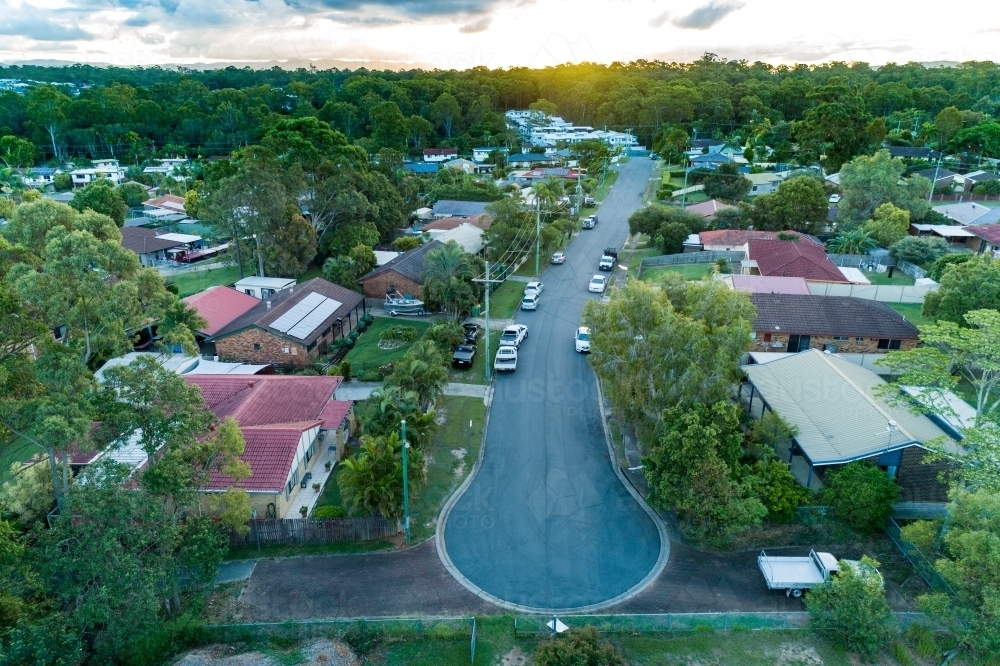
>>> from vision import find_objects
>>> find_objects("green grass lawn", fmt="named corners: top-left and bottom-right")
top-left (0, 437), bottom-right (42, 484)
top-left (589, 170), bottom-right (618, 202)
top-left (641, 263), bottom-right (713, 281)
top-left (296, 263), bottom-right (324, 283)
top-left (485, 280), bottom-right (524, 319)
top-left (887, 302), bottom-right (934, 327)
top-left (864, 269), bottom-right (915, 286)
top-left (167, 265), bottom-right (243, 297)
top-left (409, 396), bottom-right (485, 542)
top-left (625, 248), bottom-right (664, 279)
top-left (342, 316), bottom-right (433, 381)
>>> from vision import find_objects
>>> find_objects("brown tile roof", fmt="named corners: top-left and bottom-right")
top-left (966, 224), bottom-right (1000, 245)
top-left (211, 278), bottom-right (365, 345)
top-left (750, 294), bottom-right (920, 339)
top-left (120, 226), bottom-right (185, 254)
top-left (145, 194), bottom-right (186, 210)
top-left (358, 239), bottom-right (443, 285)
top-left (748, 239), bottom-right (848, 282)
top-left (183, 286), bottom-right (260, 336)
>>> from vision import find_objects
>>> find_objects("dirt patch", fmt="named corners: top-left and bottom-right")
top-left (434, 407), bottom-right (448, 426)
top-left (202, 582), bottom-right (246, 625)
top-left (500, 645), bottom-right (529, 666)
top-left (173, 645), bottom-right (278, 666)
top-left (765, 642), bottom-right (826, 666)
top-left (298, 638), bottom-right (359, 665)
top-left (451, 448), bottom-right (467, 479)
top-left (173, 639), bottom-right (358, 666)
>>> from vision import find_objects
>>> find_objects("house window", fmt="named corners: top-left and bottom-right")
top-left (877, 339), bottom-right (902, 350)
top-left (763, 333), bottom-right (772, 342)
top-left (244, 289), bottom-right (255, 296)
top-left (832, 336), bottom-right (848, 342)
top-left (262, 288), bottom-right (275, 298)
top-left (856, 337), bottom-right (864, 344)
top-left (253, 343), bottom-right (261, 351)
top-left (282, 346), bottom-right (291, 354)
top-left (787, 335), bottom-right (811, 353)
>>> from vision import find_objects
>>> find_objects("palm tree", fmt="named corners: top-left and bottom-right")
top-left (338, 431), bottom-right (423, 519)
top-left (385, 341), bottom-right (449, 411)
top-left (532, 177), bottom-right (566, 218)
top-left (422, 241), bottom-right (476, 318)
top-left (827, 228), bottom-right (877, 255)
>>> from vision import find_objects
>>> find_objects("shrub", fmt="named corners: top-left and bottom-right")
top-left (355, 320), bottom-right (368, 333)
top-left (362, 313), bottom-right (374, 325)
top-left (972, 179), bottom-right (1000, 195)
top-left (0, 197), bottom-right (14, 219)
top-left (928, 252), bottom-right (973, 281)
top-left (378, 325), bottom-right (418, 344)
top-left (805, 556), bottom-right (891, 659)
top-left (423, 321), bottom-right (465, 351)
top-left (53, 173), bottom-right (72, 191)
top-left (900, 519), bottom-right (941, 554)
top-left (748, 458), bottom-right (811, 523)
top-left (904, 623), bottom-right (939, 658)
top-left (311, 505), bottom-right (344, 518)
top-left (890, 235), bottom-right (947, 265)
top-left (822, 461), bottom-right (900, 533)
top-left (391, 236), bottom-right (421, 252)
top-left (339, 360), bottom-right (352, 381)
top-left (533, 627), bottom-right (626, 666)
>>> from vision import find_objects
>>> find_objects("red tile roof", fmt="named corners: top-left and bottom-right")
top-left (967, 224), bottom-right (1000, 245)
top-left (145, 194), bottom-right (186, 210)
top-left (421, 213), bottom-right (493, 232)
top-left (699, 229), bottom-right (821, 247)
top-left (182, 286), bottom-right (260, 336)
top-left (206, 422), bottom-right (321, 492)
top-left (186, 375), bottom-right (341, 427)
top-left (748, 239), bottom-right (848, 282)
top-left (320, 400), bottom-right (353, 430)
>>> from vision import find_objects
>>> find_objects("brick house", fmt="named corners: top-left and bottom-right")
top-left (356, 240), bottom-right (442, 299)
top-left (211, 278), bottom-right (365, 368)
top-left (186, 375), bottom-right (355, 519)
top-left (964, 224), bottom-right (1000, 256)
top-left (741, 349), bottom-right (958, 496)
top-left (699, 229), bottom-right (821, 252)
top-left (749, 293), bottom-right (920, 354)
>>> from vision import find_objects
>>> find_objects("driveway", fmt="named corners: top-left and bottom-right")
top-left (438, 158), bottom-right (667, 612)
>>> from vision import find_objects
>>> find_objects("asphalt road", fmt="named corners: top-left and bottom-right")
top-left (440, 157), bottom-right (665, 611)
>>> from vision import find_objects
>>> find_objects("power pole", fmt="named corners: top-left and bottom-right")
top-left (253, 233), bottom-right (265, 277)
top-left (535, 196), bottom-right (541, 276)
top-left (473, 260), bottom-right (503, 382)
top-left (401, 419), bottom-right (410, 543)
top-left (928, 152), bottom-right (944, 203)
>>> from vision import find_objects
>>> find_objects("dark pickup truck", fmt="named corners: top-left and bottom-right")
top-left (603, 247), bottom-right (619, 260)
top-left (452, 344), bottom-right (476, 367)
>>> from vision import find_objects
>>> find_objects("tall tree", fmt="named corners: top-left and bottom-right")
top-left (836, 150), bottom-right (931, 227)
top-left (432, 92), bottom-right (462, 139)
top-left (922, 256), bottom-right (1000, 325)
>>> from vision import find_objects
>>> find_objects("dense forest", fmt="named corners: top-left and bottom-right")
top-left (2, 56), bottom-right (1000, 168)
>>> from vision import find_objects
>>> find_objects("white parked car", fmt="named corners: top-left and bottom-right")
top-left (494, 346), bottom-right (518, 372)
top-left (829, 194), bottom-right (841, 203)
top-left (524, 281), bottom-right (544, 295)
top-left (575, 326), bottom-right (591, 353)
top-left (498, 324), bottom-right (528, 348)
top-left (551, 251), bottom-right (566, 264)
top-left (588, 275), bottom-right (607, 293)
top-left (521, 292), bottom-right (540, 311)
top-left (598, 255), bottom-right (615, 271)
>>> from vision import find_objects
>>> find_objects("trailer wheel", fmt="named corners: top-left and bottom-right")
top-left (791, 589), bottom-right (803, 598)
top-left (389, 311), bottom-right (398, 317)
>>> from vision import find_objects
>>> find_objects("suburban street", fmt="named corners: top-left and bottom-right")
top-left (439, 157), bottom-right (667, 611)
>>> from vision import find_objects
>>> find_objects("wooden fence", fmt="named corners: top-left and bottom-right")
top-left (230, 517), bottom-right (399, 548)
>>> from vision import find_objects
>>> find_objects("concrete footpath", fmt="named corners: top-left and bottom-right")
top-left (335, 382), bottom-right (487, 401)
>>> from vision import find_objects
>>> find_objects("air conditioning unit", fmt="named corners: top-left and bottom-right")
top-left (771, 341), bottom-right (784, 348)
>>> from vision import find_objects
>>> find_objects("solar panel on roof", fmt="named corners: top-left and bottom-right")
top-left (287, 298), bottom-right (341, 339)
top-left (269, 292), bottom-right (325, 333)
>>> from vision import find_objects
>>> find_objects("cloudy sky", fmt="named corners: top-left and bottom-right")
top-left (1, 0), bottom-right (998, 69)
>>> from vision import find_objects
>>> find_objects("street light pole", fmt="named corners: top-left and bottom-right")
top-left (473, 260), bottom-right (504, 382)
top-left (535, 196), bottom-right (541, 276)
top-left (401, 419), bottom-right (410, 544)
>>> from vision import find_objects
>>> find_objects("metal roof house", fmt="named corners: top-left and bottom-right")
top-left (741, 349), bottom-right (956, 498)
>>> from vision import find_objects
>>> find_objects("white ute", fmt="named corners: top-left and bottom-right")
top-left (759, 550), bottom-right (849, 598)
top-left (494, 346), bottom-right (517, 372)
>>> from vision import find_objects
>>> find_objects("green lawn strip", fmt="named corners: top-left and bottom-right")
top-left (626, 248), bottom-right (662, 279)
top-left (313, 465), bottom-right (347, 514)
top-left (296, 264), bottom-right (324, 282)
top-left (863, 269), bottom-right (915, 286)
top-left (641, 263), bottom-right (713, 281)
top-left (342, 316), bottom-right (433, 381)
top-left (886, 303), bottom-right (933, 328)
top-left (167, 265), bottom-right (243, 297)
top-left (223, 539), bottom-right (393, 561)
top-left (0, 437), bottom-right (41, 484)
top-left (409, 396), bottom-right (485, 542)
top-left (485, 280), bottom-right (524, 319)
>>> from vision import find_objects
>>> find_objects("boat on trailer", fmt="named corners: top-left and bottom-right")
top-left (384, 291), bottom-right (426, 316)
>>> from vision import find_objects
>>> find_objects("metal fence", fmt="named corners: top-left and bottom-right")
top-left (885, 518), bottom-right (957, 597)
top-left (207, 616), bottom-right (474, 644)
top-left (229, 517), bottom-right (399, 548)
top-left (513, 612), bottom-right (931, 635)
top-left (638, 251), bottom-right (744, 277)
top-left (806, 281), bottom-right (936, 304)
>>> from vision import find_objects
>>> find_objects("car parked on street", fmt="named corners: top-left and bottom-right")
top-left (575, 326), bottom-right (591, 353)
top-left (599, 255), bottom-right (614, 271)
top-left (524, 281), bottom-right (543, 295)
top-left (452, 344), bottom-right (476, 367)
top-left (582, 217), bottom-right (595, 229)
top-left (521, 292), bottom-right (539, 311)
top-left (494, 346), bottom-right (518, 372)
top-left (551, 251), bottom-right (566, 264)
top-left (584, 195), bottom-right (595, 206)
top-left (588, 275), bottom-right (607, 293)
top-left (462, 323), bottom-right (482, 344)
top-left (499, 324), bottom-right (528, 348)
